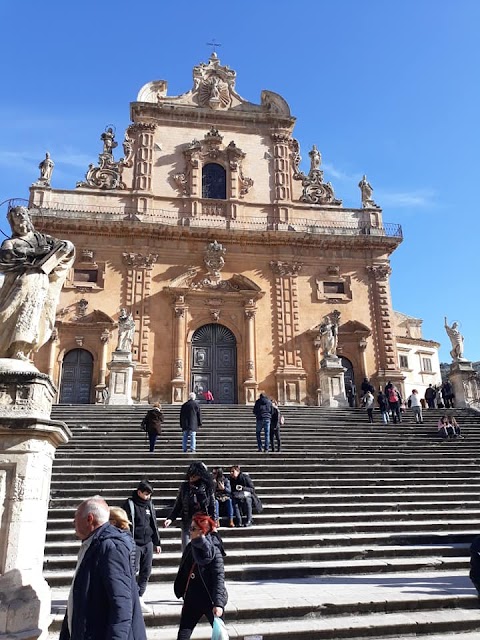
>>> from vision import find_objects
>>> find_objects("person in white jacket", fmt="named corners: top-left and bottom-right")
top-left (407, 389), bottom-right (423, 424)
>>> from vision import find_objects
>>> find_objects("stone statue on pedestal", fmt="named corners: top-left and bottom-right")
top-left (37, 152), bottom-right (54, 186)
top-left (319, 311), bottom-right (340, 358)
top-left (359, 174), bottom-right (379, 208)
top-left (116, 308), bottom-right (135, 352)
top-left (0, 206), bottom-right (75, 361)
top-left (444, 316), bottom-right (465, 361)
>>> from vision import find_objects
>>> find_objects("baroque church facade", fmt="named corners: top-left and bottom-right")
top-left (27, 54), bottom-right (410, 405)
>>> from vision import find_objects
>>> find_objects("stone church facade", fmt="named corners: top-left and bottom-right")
top-left (28, 54), bottom-right (406, 405)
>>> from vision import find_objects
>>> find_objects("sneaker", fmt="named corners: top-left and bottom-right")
top-left (244, 520), bottom-right (253, 527)
top-left (139, 597), bottom-right (152, 614)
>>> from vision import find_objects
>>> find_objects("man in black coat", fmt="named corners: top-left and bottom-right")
top-left (60, 496), bottom-right (146, 640)
top-left (180, 392), bottom-right (202, 453)
top-left (252, 392), bottom-right (273, 452)
top-left (122, 480), bottom-right (161, 614)
top-left (230, 465), bottom-right (262, 527)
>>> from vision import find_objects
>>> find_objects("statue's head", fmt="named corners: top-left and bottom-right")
top-left (452, 322), bottom-right (458, 329)
top-left (8, 206), bottom-right (34, 235)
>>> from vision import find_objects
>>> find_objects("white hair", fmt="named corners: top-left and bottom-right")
top-left (189, 392), bottom-right (197, 400)
top-left (77, 495), bottom-right (110, 525)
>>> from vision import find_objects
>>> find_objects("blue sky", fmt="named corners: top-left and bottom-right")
top-left (1, 0), bottom-right (478, 362)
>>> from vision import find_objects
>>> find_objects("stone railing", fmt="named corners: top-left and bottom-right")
top-left (26, 200), bottom-right (403, 239)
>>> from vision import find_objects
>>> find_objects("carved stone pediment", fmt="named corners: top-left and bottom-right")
top-left (166, 270), bottom-right (261, 294)
top-left (56, 308), bottom-right (115, 325)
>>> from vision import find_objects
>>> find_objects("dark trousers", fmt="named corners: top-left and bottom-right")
top-left (233, 496), bottom-right (252, 525)
top-left (177, 595), bottom-right (215, 640)
top-left (135, 541), bottom-right (153, 596)
top-left (367, 408), bottom-right (374, 423)
top-left (389, 401), bottom-right (401, 423)
top-left (148, 432), bottom-right (158, 452)
top-left (270, 426), bottom-right (281, 451)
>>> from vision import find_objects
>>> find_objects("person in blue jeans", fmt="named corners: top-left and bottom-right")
top-left (180, 393), bottom-right (202, 453)
top-left (252, 392), bottom-right (273, 452)
top-left (212, 467), bottom-right (235, 528)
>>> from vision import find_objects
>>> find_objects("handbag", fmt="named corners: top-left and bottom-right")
top-left (211, 616), bottom-right (229, 640)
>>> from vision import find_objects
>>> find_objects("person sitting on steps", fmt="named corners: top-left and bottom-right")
top-left (212, 467), bottom-right (235, 528)
top-left (229, 465), bottom-right (262, 527)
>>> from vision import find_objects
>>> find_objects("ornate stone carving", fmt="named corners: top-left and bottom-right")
top-left (174, 358), bottom-right (183, 377)
top-left (76, 298), bottom-right (88, 318)
top-left (289, 140), bottom-right (341, 205)
top-left (75, 336), bottom-right (84, 347)
top-left (193, 53), bottom-right (236, 110)
top-left (77, 126), bottom-right (135, 190)
top-left (49, 328), bottom-right (59, 343)
top-left (366, 264), bottom-right (392, 281)
top-left (204, 240), bottom-right (226, 281)
top-left (33, 152), bottom-right (54, 187)
top-left (327, 265), bottom-right (340, 275)
top-left (245, 309), bottom-right (256, 319)
top-left (175, 308), bottom-right (185, 318)
top-left (318, 310), bottom-right (341, 358)
top-left (82, 248), bottom-right (94, 261)
top-left (174, 129), bottom-right (253, 199)
top-left (210, 309), bottom-right (221, 321)
top-left (100, 329), bottom-right (110, 344)
top-left (0, 206), bottom-right (75, 361)
top-left (122, 252), bottom-right (158, 269)
top-left (359, 175), bottom-right (380, 209)
top-left (270, 261), bottom-right (302, 277)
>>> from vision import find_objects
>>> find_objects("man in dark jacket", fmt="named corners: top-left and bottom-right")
top-left (141, 402), bottom-right (164, 453)
top-left (60, 496), bottom-right (146, 640)
top-left (229, 465), bottom-right (262, 527)
top-left (122, 480), bottom-right (161, 614)
top-left (425, 384), bottom-right (436, 409)
top-left (180, 392), bottom-right (202, 453)
top-left (252, 392), bottom-right (273, 452)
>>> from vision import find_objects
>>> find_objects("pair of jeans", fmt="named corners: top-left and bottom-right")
top-left (135, 541), bottom-right (153, 597)
top-left (256, 418), bottom-right (271, 451)
top-left (215, 497), bottom-right (234, 521)
top-left (270, 427), bottom-right (281, 451)
top-left (182, 430), bottom-right (196, 452)
top-left (233, 495), bottom-right (252, 525)
top-left (148, 432), bottom-right (157, 452)
top-left (412, 406), bottom-right (423, 423)
top-left (389, 402), bottom-right (401, 423)
top-left (381, 410), bottom-right (390, 424)
top-left (367, 408), bottom-right (374, 423)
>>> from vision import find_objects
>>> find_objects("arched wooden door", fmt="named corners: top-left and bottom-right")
top-left (341, 356), bottom-right (356, 407)
top-left (191, 324), bottom-right (237, 404)
top-left (59, 349), bottom-right (93, 404)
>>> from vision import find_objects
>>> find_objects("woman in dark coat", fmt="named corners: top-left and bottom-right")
top-left (164, 462), bottom-right (216, 549)
top-left (174, 513), bottom-right (228, 640)
top-left (142, 402), bottom-right (164, 453)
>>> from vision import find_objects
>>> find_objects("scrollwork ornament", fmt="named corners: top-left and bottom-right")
top-left (270, 260), bottom-right (302, 277)
top-left (366, 264), bottom-right (392, 281)
top-left (122, 253), bottom-right (159, 269)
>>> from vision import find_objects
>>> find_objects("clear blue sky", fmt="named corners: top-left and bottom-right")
top-left (1, 0), bottom-right (478, 362)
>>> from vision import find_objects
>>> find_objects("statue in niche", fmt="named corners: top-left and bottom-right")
top-left (37, 152), bottom-right (54, 185)
top-left (117, 308), bottom-right (135, 352)
top-left (0, 206), bottom-right (75, 361)
top-left (319, 311), bottom-right (341, 358)
top-left (444, 316), bottom-right (465, 361)
top-left (358, 174), bottom-right (379, 208)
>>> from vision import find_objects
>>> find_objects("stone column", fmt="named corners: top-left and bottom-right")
top-left (0, 359), bottom-right (70, 640)
top-left (171, 295), bottom-right (187, 404)
top-left (131, 123), bottom-right (156, 192)
top-left (271, 133), bottom-right (292, 227)
top-left (243, 302), bottom-right (258, 404)
top-left (313, 337), bottom-right (347, 407)
top-left (95, 329), bottom-right (110, 403)
top-left (366, 264), bottom-right (403, 389)
top-left (46, 328), bottom-right (59, 381)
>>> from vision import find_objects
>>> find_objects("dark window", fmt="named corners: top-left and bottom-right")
top-left (323, 281), bottom-right (345, 294)
top-left (74, 269), bottom-right (98, 283)
top-left (202, 163), bottom-right (226, 199)
top-left (399, 355), bottom-right (408, 369)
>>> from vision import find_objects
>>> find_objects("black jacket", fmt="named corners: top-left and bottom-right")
top-left (180, 399), bottom-right (202, 431)
top-left (60, 523), bottom-right (146, 640)
top-left (174, 533), bottom-right (228, 608)
top-left (231, 472), bottom-right (263, 514)
top-left (253, 394), bottom-right (273, 419)
top-left (122, 493), bottom-right (161, 547)
top-left (168, 480), bottom-right (215, 525)
top-left (143, 408), bottom-right (164, 435)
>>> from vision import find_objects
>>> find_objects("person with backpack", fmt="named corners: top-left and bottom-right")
top-left (141, 402), bottom-right (164, 453)
top-left (377, 389), bottom-right (390, 424)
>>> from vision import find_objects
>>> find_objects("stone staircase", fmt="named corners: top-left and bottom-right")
top-left (45, 405), bottom-right (480, 638)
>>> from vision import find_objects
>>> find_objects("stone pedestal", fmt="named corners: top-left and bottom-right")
top-left (317, 357), bottom-right (347, 407)
top-left (107, 350), bottom-right (136, 405)
top-left (449, 360), bottom-right (475, 408)
top-left (0, 359), bottom-right (70, 640)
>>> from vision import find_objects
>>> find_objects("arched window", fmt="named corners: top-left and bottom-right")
top-left (202, 163), bottom-right (226, 199)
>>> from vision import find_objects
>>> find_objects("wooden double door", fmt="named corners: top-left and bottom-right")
top-left (59, 349), bottom-right (93, 404)
top-left (191, 324), bottom-right (237, 404)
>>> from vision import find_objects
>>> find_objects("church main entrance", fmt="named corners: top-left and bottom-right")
top-left (191, 324), bottom-right (237, 404)
top-left (59, 349), bottom-right (94, 404)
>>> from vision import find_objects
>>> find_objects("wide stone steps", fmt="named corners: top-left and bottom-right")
top-left (45, 405), bottom-right (480, 638)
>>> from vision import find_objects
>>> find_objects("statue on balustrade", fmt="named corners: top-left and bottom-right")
top-left (0, 206), bottom-right (75, 361)
top-left (116, 308), bottom-right (135, 352)
top-left (444, 316), bottom-right (465, 361)
top-left (319, 311), bottom-right (340, 358)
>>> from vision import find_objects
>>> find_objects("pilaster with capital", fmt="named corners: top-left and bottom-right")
top-left (271, 133), bottom-right (292, 202)
top-left (243, 304), bottom-right (258, 403)
top-left (171, 295), bottom-right (188, 403)
top-left (47, 328), bottom-right (59, 381)
top-left (130, 123), bottom-right (156, 191)
top-left (366, 264), bottom-right (402, 381)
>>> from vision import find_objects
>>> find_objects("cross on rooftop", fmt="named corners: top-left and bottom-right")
top-left (207, 39), bottom-right (222, 54)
